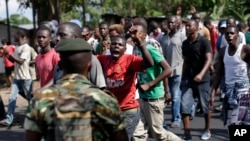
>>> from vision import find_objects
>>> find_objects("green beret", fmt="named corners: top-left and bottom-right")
top-left (56, 38), bottom-right (92, 52)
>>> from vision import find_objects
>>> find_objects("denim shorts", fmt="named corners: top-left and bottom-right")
top-left (181, 81), bottom-right (210, 114)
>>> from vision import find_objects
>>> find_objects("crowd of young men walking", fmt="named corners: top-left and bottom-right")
top-left (1, 12), bottom-right (250, 141)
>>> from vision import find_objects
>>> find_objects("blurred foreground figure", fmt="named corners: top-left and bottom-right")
top-left (24, 39), bottom-right (129, 141)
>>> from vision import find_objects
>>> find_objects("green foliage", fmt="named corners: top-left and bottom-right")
top-left (223, 0), bottom-right (250, 22)
top-left (17, 0), bottom-right (250, 27)
top-left (61, 7), bottom-right (82, 23)
top-left (101, 0), bottom-right (167, 17)
top-left (0, 14), bottom-right (31, 26)
top-left (60, 0), bottom-right (103, 27)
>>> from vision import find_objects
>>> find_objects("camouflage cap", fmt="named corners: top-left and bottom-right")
top-left (56, 38), bottom-right (92, 52)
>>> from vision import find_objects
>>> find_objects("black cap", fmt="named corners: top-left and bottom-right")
top-left (56, 38), bottom-right (92, 52)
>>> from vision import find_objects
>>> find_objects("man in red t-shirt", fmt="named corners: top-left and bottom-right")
top-left (35, 26), bottom-right (60, 87)
top-left (97, 32), bottom-right (154, 139)
top-left (204, 19), bottom-right (219, 56)
top-left (1, 39), bottom-right (15, 87)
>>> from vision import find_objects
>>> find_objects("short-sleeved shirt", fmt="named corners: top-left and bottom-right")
top-left (14, 43), bottom-right (32, 80)
top-left (24, 74), bottom-right (125, 141)
top-left (36, 48), bottom-right (60, 87)
top-left (97, 54), bottom-right (144, 110)
top-left (182, 34), bottom-right (212, 82)
top-left (88, 55), bottom-right (107, 88)
top-left (198, 23), bottom-right (211, 40)
top-left (134, 44), bottom-right (165, 99)
top-left (3, 45), bottom-right (15, 67)
top-left (160, 31), bottom-right (186, 77)
top-left (209, 26), bottom-right (219, 55)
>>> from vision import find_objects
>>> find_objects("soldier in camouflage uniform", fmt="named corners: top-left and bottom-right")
top-left (24, 38), bottom-right (128, 141)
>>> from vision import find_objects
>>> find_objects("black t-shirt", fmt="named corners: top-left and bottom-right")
top-left (182, 34), bottom-right (212, 82)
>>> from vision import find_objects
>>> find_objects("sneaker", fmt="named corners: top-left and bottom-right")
top-left (215, 105), bottom-right (222, 112)
top-left (170, 121), bottom-right (180, 128)
top-left (181, 135), bottom-right (192, 141)
top-left (0, 119), bottom-right (12, 127)
top-left (201, 131), bottom-right (211, 140)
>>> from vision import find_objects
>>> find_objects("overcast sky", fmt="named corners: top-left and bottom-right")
top-left (0, 1), bottom-right (33, 21)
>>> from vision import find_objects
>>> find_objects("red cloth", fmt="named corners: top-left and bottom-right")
top-left (36, 49), bottom-right (60, 87)
top-left (210, 26), bottom-right (219, 55)
top-left (97, 54), bottom-right (144, 110)
top-left (3, 45), bottom-right (15, 67)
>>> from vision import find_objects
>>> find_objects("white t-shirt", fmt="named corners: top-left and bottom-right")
top-left (125, 43), bottom-right (133, 54)
top-left (14, 43), bottom-right (32, 80)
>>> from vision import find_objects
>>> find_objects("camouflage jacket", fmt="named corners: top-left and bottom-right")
top-left (24, 74), bottom-right (126, 141)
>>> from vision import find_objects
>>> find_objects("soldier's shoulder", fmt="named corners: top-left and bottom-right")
top-left (33, 86), bottom-right (60, 100)
top-left (85, 87), bottom-right (118, 102)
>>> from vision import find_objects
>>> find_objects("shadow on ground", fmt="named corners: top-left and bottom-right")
top-left (0, 129), bottom-right (25, 141)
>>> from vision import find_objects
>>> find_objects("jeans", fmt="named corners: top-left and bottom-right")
top-left (168, 75), bottom-right (182, 122)
top-left (123, 108), bottom-right (140, 140)
top-left (4, 79), bottom-right (32, 124)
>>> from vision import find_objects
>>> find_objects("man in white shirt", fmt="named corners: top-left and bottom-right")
top-left (0, 29), bottom-right (33, 126)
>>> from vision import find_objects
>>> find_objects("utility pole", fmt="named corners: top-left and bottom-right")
top-left (82, 0), bottom-right (86, 25)
top-left (31, 0), bottom-right (36, 30)
top-left (5, 0), bottom-right (11, 42)
top-left (129, 0), bottom-right (133, 16)
top-left (56, 0), bottom-right (60, 24)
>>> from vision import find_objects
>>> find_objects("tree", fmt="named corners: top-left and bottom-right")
top-left (17, 0), bottom-right (60, 24)
top-left (17, 0), bottom-right (250, 28)
top-left (17, 0), bottom-right (104, 26)
top-left (0, 14), bottom-right (31, 26)
top-left (223, 0), bottom-right (250, 22)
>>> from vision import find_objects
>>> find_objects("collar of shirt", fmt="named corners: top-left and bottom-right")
top-left (61, 73), bottom-right (91, 84)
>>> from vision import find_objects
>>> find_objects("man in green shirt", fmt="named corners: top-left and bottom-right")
top-left (131, 17), bottom-right (183, 141)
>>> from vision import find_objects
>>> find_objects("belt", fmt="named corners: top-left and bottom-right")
top-left (142, 97), bottom-right (165, 102)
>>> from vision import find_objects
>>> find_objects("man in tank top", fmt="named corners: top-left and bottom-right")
top-left (210, 25), bottom-right (250, 127)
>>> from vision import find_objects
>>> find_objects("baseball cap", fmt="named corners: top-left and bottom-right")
top-left (70, 19), bottom-right (82, 28)
top-left (220, 21), bottom-right (227, 28)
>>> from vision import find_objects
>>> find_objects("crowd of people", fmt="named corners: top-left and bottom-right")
top-left (0, 11), bottom-right (250, 141)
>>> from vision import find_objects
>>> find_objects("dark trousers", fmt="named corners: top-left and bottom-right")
top-left (0, 95), bottom-right (5, 120)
